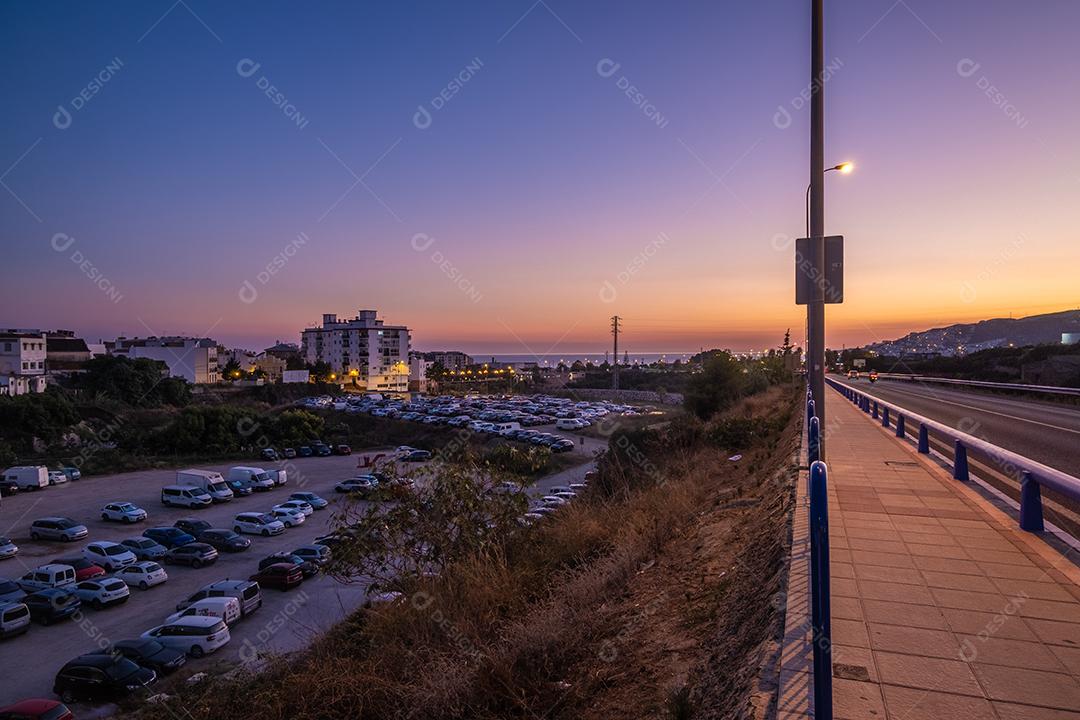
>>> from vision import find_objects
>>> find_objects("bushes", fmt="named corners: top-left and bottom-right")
top-left (481, 444), bottom-right (552, 476)
top-left (683, 351), bottom-right (750, 419)
top-left (75, 355), bottom-right (190, 407)
top-left (0, 388), bottom-right (80, 450)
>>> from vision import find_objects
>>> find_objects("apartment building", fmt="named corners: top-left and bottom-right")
top-left (0, 329), bottom-right (48, 396)
top-left (109, 336), bottom-right (219, 384)
top-left (420, 350), bottom-right (475, 371)
top-left (300, 309), bottom-right (410, 392)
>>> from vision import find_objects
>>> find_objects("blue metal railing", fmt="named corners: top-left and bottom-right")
top-left (828, 377), bottom-right (1080, 533)
top-left (871, 372), bottom-right (1080, 398)
top-left (805, 389), bottom-right (832, 719)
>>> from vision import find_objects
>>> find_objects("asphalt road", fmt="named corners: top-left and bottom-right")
top-left (0, 431), bottom-right (603, 711)
top-left (833, 378), bottom-right (1080, 478)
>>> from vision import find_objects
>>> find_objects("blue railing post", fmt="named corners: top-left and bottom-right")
top-left (809, 460), bottom-right (833, 720)
top-left (807, 398), bottom-right (816, 426)
top-left (882, 407), bottom-right (890, 428)
top-left (953, 440), bottom-right (969, 481)
top-left (895, 414), bottom-right (905, 438)
top-left (1019, 471), bottom-right (1045, 532)
top-left (918, 423), bottom-right (929, 453)
top-left (809, 416), bottom-right (821, 464)
top-left (872, 401), bottom-right (878, 419)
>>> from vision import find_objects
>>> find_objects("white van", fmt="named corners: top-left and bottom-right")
top-left (165, 596), bottom-right (241, 626)
top-left (160, 485), bottom-right (213, 509)
top-left (141, 615), bottom-right (231, 658)
top-left (227, 466), bottom-right (275, 491)
top-left (176, 469), bottom-right (234, 503)
top-left (18, 563), bottom-right (76, 592)
top-left (2, 466), bottom-right (48, 491)
top-left (495, 422), bottom-right (521, 435)
top-left (555, 418), bottom-right (584, 430)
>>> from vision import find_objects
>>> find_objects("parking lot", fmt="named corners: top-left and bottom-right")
top-left (0, 422), bottom-right (603, 709)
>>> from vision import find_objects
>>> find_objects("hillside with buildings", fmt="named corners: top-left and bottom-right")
top-left (865, 309), bottom-right (1080, 357)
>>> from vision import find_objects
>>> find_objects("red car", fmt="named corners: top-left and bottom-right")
top-left (0, 698), bottom-right (74, 720)
top-left (52, 557), bottom-right (106, 582)
top-left (249, 563), bottom-right (303, 591)
top-left (334, 444), bottom-right (352, 456)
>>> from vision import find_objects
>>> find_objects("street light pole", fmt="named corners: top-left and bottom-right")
top-left (808, 0), bottom-right (827, 456)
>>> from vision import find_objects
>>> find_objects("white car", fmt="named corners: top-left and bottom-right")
top-left (117, 561), bottom-right (168, 590)
top-left (141, 615), bottom-right (231, 658)
top-left (540, 495), bottom-right (568, 507)
top-left (166, 596), bottom-right (241, 627)
top-left (233, 512), bottom-right (285, 536)
top-left (83, 541), bottom-right (138, 571)
top-left (270, 507), bottom-right (306, 528)
top-left (273, 500), bottom-right (314, 517)
top-left (101, 502), bottom-right (148, 523)
top-left (0, 536), bottom-right (18, 560)
top-left (47, 470), bottom-right (69, 485)
top-left (71, 578), bottom-right (130, 608)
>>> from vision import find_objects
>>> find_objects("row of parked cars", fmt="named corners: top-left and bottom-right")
top-left (1, 495), bottom-right (340, 709)
top-left (0, 465), bottom-right (81, 498)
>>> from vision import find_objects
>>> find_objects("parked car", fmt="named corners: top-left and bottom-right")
top-left (165, 596), bottom-right (240, 627)
top-left (47, 471), bottom-right (68, 486)
top-left (29, 517), bottom-right (88, 543)
top-left (0, 700), bottom-right (73, 720)
top-left (143, 527), bottom-right (195, 549)
top-left (402, 450), bottom-right (431, 462)
top-left (160, 485), bottom-right (213, 509)
top-left (24, 589), bottom-right (80, 625)
top-left (70, 578), bottom-right (130, 609)
top-left (53, 653), bottom-right (156, 703)
top-left (275, 500), bottom-right (314, 517)
top-left (100, 502), bottom-right (147, 523)
top-left (269, 507), bottom-right (306, 528)
top-left (334, 444), bottom-right (352, 455)
top-left (196, 529), bottom-right (251, 552)
top-left (227, 466), bottom-right (275, 491)
top-left (292, 544), bottom-right (331, 566)
top-left (0, 580), bottom-right (27, 605)
top-left (249, 563), bottom-right (303, 591)
top-left (173, 518), bottom-right (213, 536)
top-left (226, 477), bottom-right (254, 496)
top-left (258, 553), bottom-right (317, 578)
top-left (313, 443), bottom-right (332, 457)
top-left (0, 537), bottom-right (18, 561)
top-left (298, 446), bottom-right (313, 458)
top-left (58, 466), bottom-right (81, 482)
top-left (18, 564), bottom-right (76, 593)
top-left (120, 537), bottom-right (167, 561)
top-left (50, 557), bottom-right (105, 582)
top-left (260, 448), bottom-right (279, 461)
top-left (0, 601), bottom-right (30, 639)
top-left (141, 616), bottom-right (230, 658)
top-left (289, 491), bottom-right (328, 509)
top-left (116, 561), bottom-right (168, 590)
top-left (0, 478), bottom-right (19, 497)
top-left (176, 580), bottom-right (261, 617)
top-left (110, 639), bottom-right (186, 675)
top-left (163, 543), bottom-right (218, 568)
top-left (83, 541), bottom-right (137, 572)
top-left (233, 512), bottom-right (285, 536)
top-left (335, 476), bottom-right (378, 494)
top-left (283, 448), bottom-right (297, 459)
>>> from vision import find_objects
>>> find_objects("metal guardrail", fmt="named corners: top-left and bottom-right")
top-left (870, 372), bottom-right (1080, 397)
top-left (828, 377), bottom-right (1080, 532)
top-left (805, 389), bottom-right (832, 719)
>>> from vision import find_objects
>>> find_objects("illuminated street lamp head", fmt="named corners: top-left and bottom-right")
top-left (832, 161), bottom-right (854, 174)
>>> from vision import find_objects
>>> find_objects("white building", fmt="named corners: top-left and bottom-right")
top-left (0, 330), bottom-right (48, 396)
top-left (110, 336), bottom-right (219, 384)
top-left (300, 309), bottom-right (410, 392)
top-left (408, 353), bottom-right (429, 393)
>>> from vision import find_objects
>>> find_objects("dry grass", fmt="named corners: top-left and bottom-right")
top-left (124, 387), bottom-right (801, 720)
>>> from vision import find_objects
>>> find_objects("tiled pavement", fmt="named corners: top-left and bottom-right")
top-left (781, 386), bottom-right (1080, 720)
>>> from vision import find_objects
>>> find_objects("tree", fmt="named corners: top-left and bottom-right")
top-left (285, 355), bottom-right (306, 371)
top-left (308, 361), bottom-right (334, 383)
top-left (221, 359), bottom-right (243, 381)
top-left (76, 355), bottom-right (190, 407)
top-left (684, 351), bottom-right (746, 419)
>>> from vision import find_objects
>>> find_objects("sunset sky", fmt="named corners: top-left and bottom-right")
top-left (2, 1), bottom-right (1077, 354)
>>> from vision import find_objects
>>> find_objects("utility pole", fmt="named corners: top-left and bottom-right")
top-left (808, 0), bottom-right (827, 456)
top-left (611, 315), bottom-right (621, 390)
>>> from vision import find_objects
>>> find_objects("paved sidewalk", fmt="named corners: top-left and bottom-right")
top-left (823, 385), bottom-right (1080, 719)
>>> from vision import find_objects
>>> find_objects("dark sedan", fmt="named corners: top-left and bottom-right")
top-left (163, 543), bottom-right (218, 568)
top-left (53, 653), bottom-right (155, 704)
top-left (25, 589), bottom-right (80, 625)
top-left (142, 527), bottom-right (195, 549)
top-left (196, 529), bottom-right (251, 552)
top-left (249, 563), bottom-right (303, 591)
top-left (258, 553), bottom-right (318, 578)
top-left (173, 518), bottom-right (213, 536)
top-left (110, 638), bottom-right (186, 675)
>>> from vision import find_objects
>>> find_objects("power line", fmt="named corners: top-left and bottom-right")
top-left (611, 315), bottom-right (621, 390)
